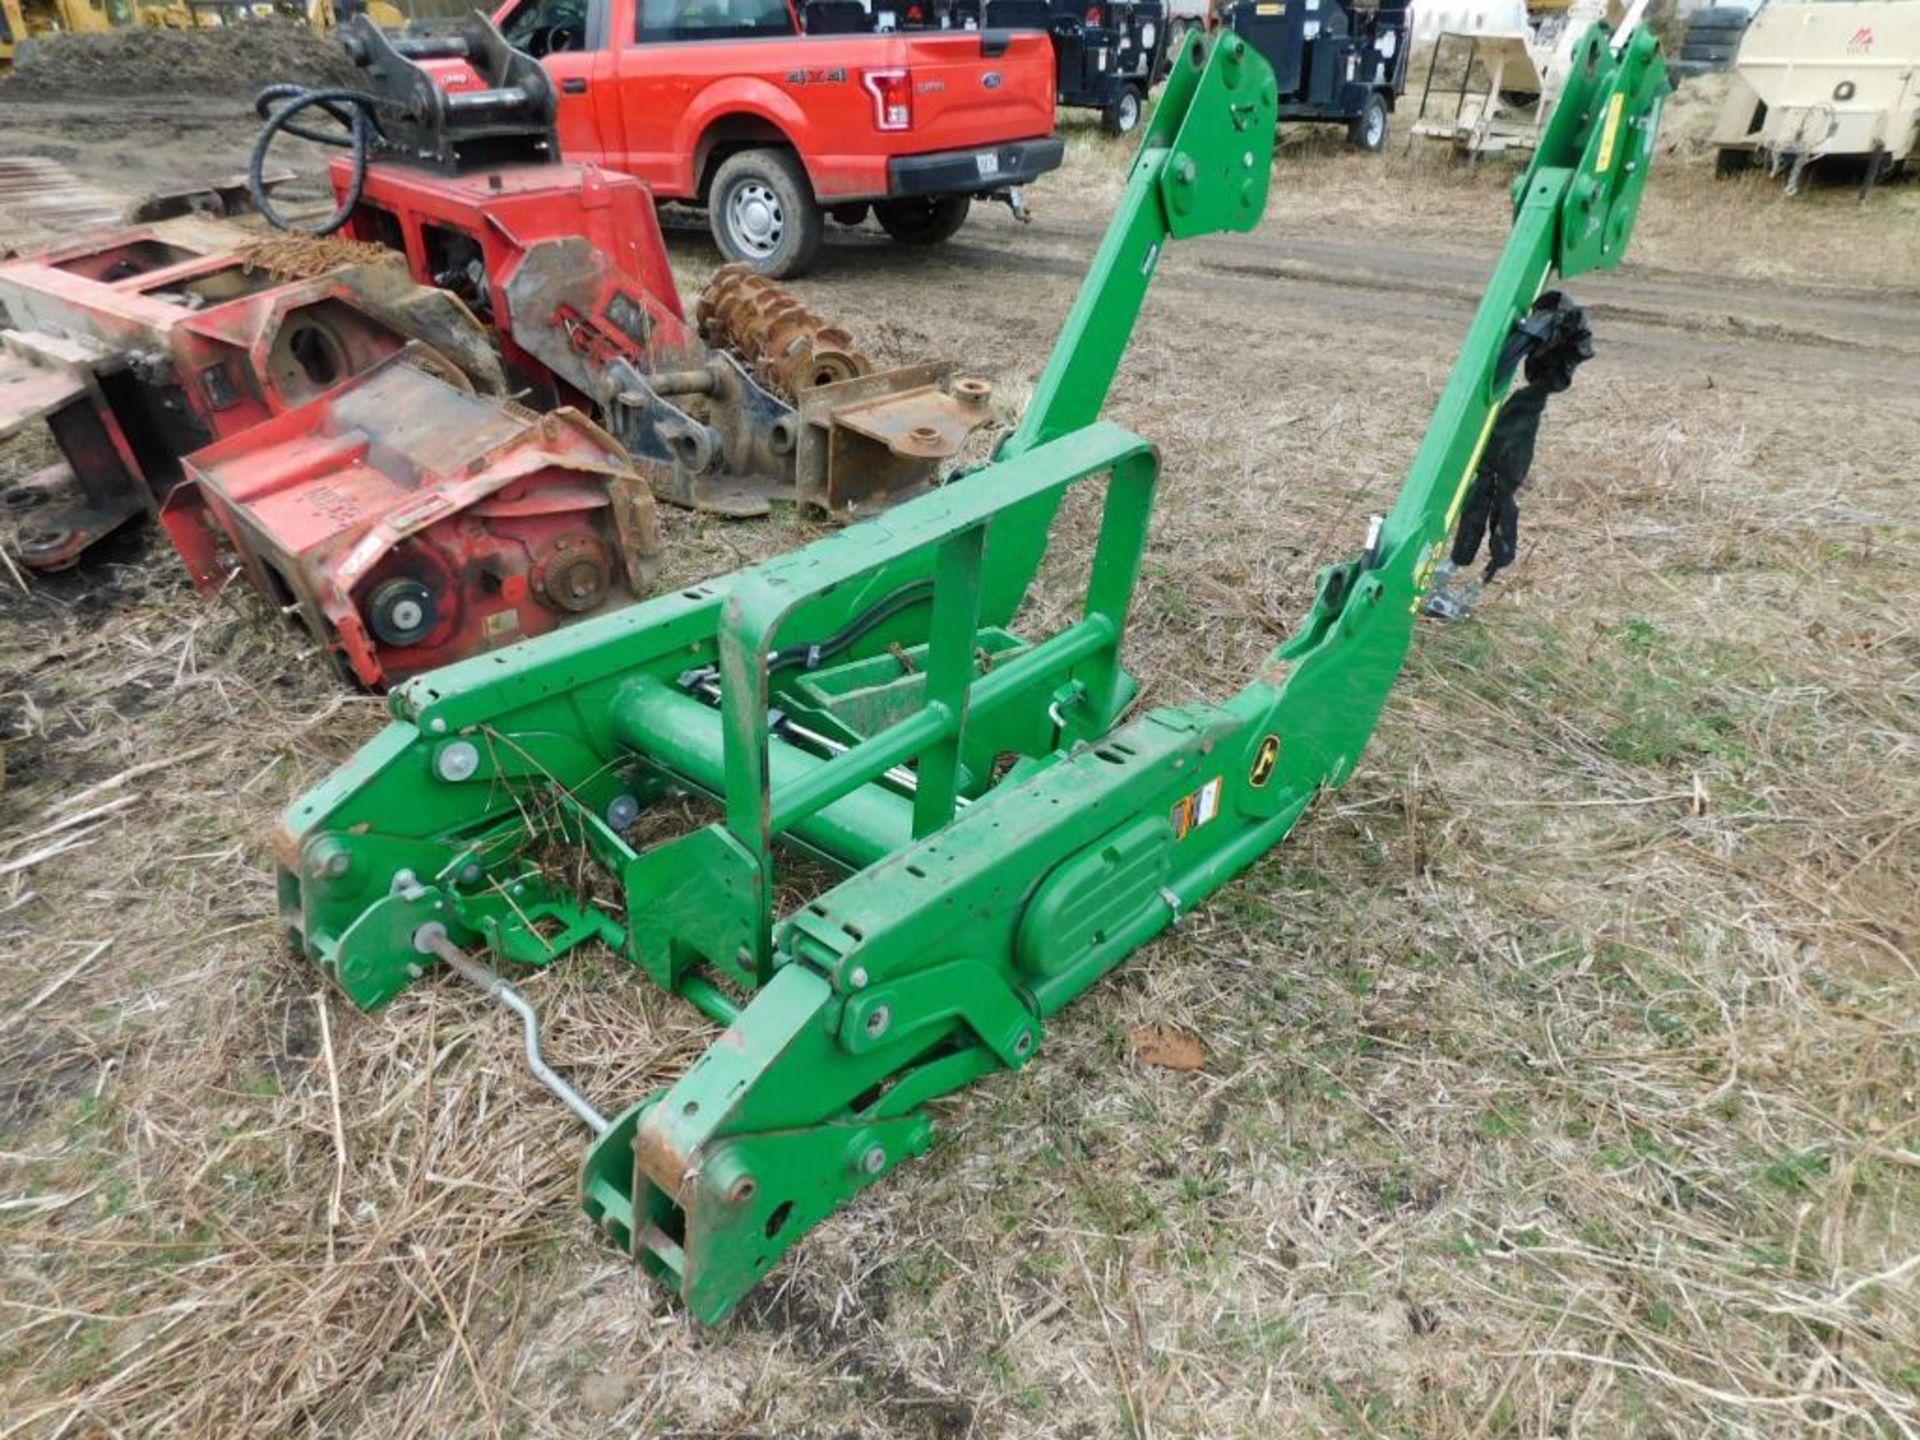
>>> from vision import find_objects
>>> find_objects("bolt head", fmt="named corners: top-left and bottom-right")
top-left (436, 741), bottom-right (481, 783)
top-left (848, 966), bottom-right (869, 990)
top-left (864, 1004), bottom-right (891, 1039)
top-left (861, 1145), bottom-right (886, 1176)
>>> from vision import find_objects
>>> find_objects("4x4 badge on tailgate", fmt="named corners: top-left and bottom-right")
top-left (983, 71), bottom-right (1003, 89)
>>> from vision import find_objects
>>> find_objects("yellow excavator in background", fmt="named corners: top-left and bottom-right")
top-left (2, 0), bottom-right (122, 73)
top-left (161, 1), bottom-right (410, 28)
top-left (1, 0), bottom-right (405, 72)
top-left (303, 0), bottom-right (411, 29)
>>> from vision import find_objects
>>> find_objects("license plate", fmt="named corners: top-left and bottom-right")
top-left (975, 152), bottom-right (1001, 179)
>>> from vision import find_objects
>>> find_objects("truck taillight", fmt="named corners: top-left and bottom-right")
top-left (863, 69), bottom-right (913, 132)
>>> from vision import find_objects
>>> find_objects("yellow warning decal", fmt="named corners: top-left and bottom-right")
top-left (1255, 2), bottom-right (1282, 13)
top-left (1595, 91), bottom-right (1625, 174)
top-left (1444, 405), bottom-right (1502, 531)
top-left (1249, 734), bottom-right (1281, 788)
top-left (1170, 776), bottom-right (1224, 841)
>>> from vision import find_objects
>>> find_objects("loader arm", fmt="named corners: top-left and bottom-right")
top-left (277, 26), bottom-right (1667, 1325)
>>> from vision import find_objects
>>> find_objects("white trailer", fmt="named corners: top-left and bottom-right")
top-left (1711, 0), bottom-right (1920, 192)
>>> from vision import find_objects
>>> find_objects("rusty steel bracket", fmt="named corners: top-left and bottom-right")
top-left (796, 363), bottom-right (996, 521)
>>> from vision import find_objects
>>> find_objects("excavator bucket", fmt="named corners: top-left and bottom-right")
top-left (281, 27), bottom-right (1667, 1324)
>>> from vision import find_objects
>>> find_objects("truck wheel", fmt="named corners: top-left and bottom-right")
top-left (874, 194), bottom-right (972, 246)
top-left (1348, 92), bottom-right (1389, 152)
top-left (709, 148), bottom-right (823, 278)
top-left (1103, 83), bottom-right (1145, 137)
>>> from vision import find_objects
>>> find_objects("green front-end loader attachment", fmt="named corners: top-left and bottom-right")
top-left (279, 27), bottom-right (1668, 1324)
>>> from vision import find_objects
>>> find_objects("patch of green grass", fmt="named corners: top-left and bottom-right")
top-left (1324, 1379), bottom-right (1415, 1438)
top-left (1213, 1311), bottom-right (1301, 1362)
top-left (891, 1249), bottom-right (955, 1297)
top-left (1376, 1167), bottom-right (1414, 1212)
top-left (1617, 616), bottom-right (1663, 657)
top-left (1760, 1147), bottom-right (1830, 1192)
top-left (1476, 1105), bottom-right (1529, 1138)
top-left (47, 1319), bottom-right (113, 1391)
top-left (980, 1349), bottom-right (1050, 1411)
top-left (1640, 1298), bottom-right (1681, 1333)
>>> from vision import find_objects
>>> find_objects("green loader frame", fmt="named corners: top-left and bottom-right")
top-left (280, 28), bottom-right (1668, 1323)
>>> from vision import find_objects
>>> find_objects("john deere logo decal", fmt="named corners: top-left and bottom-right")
top-left (1250, 734), bottom-right (1281, 788)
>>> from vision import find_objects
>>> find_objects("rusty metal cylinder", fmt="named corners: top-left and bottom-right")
top-left (694, 263), bottom-right (875, 402)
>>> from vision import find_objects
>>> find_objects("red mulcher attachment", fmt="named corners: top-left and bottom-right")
top-left (163, 357), bottom-right (658, 688)
top-left (0, 217), bottom-right (661, 689)
top-left (0, 219), bottom-right (498, 572)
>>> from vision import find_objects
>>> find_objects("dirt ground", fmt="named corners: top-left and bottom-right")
top-left (2, 56), bottom-right (1918, 1440)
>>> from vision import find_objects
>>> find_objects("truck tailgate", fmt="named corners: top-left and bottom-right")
top-left (900, 31), bottom-right (1056, 151)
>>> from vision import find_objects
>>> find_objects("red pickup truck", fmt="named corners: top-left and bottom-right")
top-left (474, 0), bottom-right (1065, 275)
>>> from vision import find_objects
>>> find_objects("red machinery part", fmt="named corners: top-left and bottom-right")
top-left (0, 213), bottom-right (667, 688)
top-left (332, 158), bottom-right (698, 404)
top-left (0, 220), bottom-right (494, 571)
top-left (161, 357), bottom-right (661, 689)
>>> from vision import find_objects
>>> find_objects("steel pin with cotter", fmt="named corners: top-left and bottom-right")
top-left (413, 922), bottom-right (609, 1136)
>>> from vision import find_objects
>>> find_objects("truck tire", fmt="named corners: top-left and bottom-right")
top-left (1348, 91), bottom-right (1389, 152)
top-left (1104, 83), bottom-right (1145, 136)
top-left (874, 194), bottom-right (972, 246)
top-left (708, 148), bottom-right (823, 279)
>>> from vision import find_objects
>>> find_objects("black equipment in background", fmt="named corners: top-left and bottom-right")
top-left (1229, 0), bottom-right (1411, 150)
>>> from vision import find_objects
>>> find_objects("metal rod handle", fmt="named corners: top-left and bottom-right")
top-left (415, 925), bottom-right (610, 1136)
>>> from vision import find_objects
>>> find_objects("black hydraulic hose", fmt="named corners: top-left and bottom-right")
top-left (248, 83), bottom-right (391, 236)
top-left (767, 579), bottom-right (935, 675)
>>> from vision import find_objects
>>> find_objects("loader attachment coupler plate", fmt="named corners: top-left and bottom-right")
top-left (282, 27), bottom-right (1667, 1325)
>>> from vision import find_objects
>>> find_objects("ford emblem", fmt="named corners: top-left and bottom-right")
top-left (983, 71), bottom-right (1003, 88)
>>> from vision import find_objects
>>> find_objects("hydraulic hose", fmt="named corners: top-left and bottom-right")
top-left (767, 579), bottom-right (935, 676)
top-left (248, 83), bottom-right (392, 236)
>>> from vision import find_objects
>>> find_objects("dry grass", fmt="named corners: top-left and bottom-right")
top-left (2, 93), bottom-right (1917, 1439)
